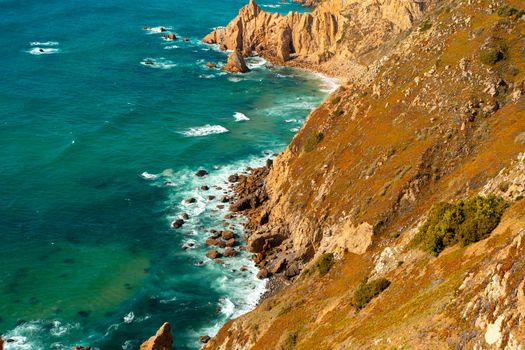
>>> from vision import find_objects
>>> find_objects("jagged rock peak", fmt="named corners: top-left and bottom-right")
top-left (140, 322), bottom-right (173, 350)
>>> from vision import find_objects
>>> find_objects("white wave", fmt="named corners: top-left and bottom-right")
top-left (30, 41), bottom-right (59, 46)
top-left (233, 112), bottom-right (250, 122)
top-left (163, 45), bottom-right (179, 50)
top-left (245, 56), bottom-right (267, 69)
top-left (313, 72), bottom-right (340, 93)
top-left (181, 124), bottom-right (229, 137)
top-left (140, 58), bottom-right (176, 70)
top-left (123, 311), bottom-right (135, 324)
top-left (159, 296), bottom-right (177, 304)
top-left (219, 297), bottom-right (235, 318)
top-left (50, 321), bottom-right (79, 337)
top-left (141, 172), bottom-right (158, 180)
top-left (284, 118), bottom-right (299, 123)
top-left (290, 127), bottom-right (300, 132)
top-left (182, 239), bottom-right (197, 250)
top-left (262, 4), bottom-right (281, 8)
top-left (199, 74), bottom-right (216, 79)
top-left (228, 76), bottom-right (242, 83)
top-left (28, 47), bottom-right (59, 55)
top-left (143, 26), bottom-right (172, 34)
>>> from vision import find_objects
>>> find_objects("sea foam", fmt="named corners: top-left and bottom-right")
top-left (28, 47), bottom-right (60, 55)
top-left (181, 124), bottom-right (229, 137)
top-left (233, 112), bottom-right (250, 122)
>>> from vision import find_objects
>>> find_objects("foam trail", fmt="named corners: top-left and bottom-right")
top-left (28, 47), bottom-right (59, 55)
top-left (181, 125), bottom-right (229, 137)
top-left (30, 41), bottom-right (59, 46)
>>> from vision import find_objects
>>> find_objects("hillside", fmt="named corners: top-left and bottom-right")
top-left (195, 0), bottom-right (525, 348)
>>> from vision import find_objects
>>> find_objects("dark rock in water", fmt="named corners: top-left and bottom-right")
top-left (228, 174), bottom-right (239, 183)
top-left (163, 33), bottom-right (176, 40)
top-left (205, 62), bottom-right (216, 68)
top-left (224, 213), bottom-right (234, 219)
top-left (140, 322), bottom-right (172, 350)
top-left (172, 219), bottom-right (184, 228)
top-left (220, 195), bottom-right (230, 203)
top-left (223, 247), bottom-right (237, 257)
top-left (183, 38), bottom-right (189, 42)
top-left (217, 204), bottom-right (225, 209)
top-left (257, 268), bottom-right (269, 279)
top-left (143, 26), bottom-right (152, 30)
top-left (240, 265), bottom-right (248, 272)
top-left (225, 238), bottom-right (235, 247)
top-left (205, 238), bottom-right (219, 246)
top-left (6, 338), bottom-right (15, 343)
top-left (194, 260), bottom-right (204, 266)
top-left (72, 346), bottom-right (91, 350)
top-left (201, 185), bottom-right (210, 191)
top-left (215, 259), bottom-right (225, 265)
top-left (221, 230), bottom-right (234, 240)
top-left (181, 213), bottom-right (189, 220)
top-left (223, 50), bottom-right (250, 73)
top-left (199, 335), bottom-right (211, 343)
top-left (159, 27), bottom-right (167, 32)
top-left (78, 310), bottom-right (90, 318)
top-left (206, 250), bottom-right (222, 259)
top-left (208, 195), bottom-right (216, 200)
top-left (266, 158), bottom-right (273, 169)
top-left (184, 197), bottom-right (196, 204)
top-left (144, 60), bottom-right (154, 65)
top-left (195, 169), bottom-right (208, 177)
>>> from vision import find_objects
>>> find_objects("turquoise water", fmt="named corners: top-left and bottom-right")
top-left (0, 0), bottom-right (330, 348)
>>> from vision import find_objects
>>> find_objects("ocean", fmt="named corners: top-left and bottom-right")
top-left (0, 0), bottom-right (333, 348)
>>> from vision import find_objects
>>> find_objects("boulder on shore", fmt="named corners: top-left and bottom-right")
top-left (222, 50), bottom-right (250, 73)
top-left (140, 322), bottom-right (173, 350)
top-left (200, 335), bottom-right (211, 343)
top-left (206, 250), bottom-right (222, 259)
top-left (223, 247), bottom-right (237, 257)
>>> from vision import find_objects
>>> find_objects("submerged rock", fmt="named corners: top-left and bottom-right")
top-left (222, 50), bottom-right (250, 73)
top-left (72, 347), bottom-right (91, 350)
top-left (195, 169), bottom-right (208, 177)
top-left (140, 322), bottom-right (173, 350)
top-left (205, 62), bottom-right (216, 68)
top-left (200, 335), bottom-right (211, 343)
top-left (172, 219), bottom-right (184, 228)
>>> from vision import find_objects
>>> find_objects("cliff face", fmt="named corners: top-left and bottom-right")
top-left (202, 0), bottom-right (525, 348)
top-left (203, 0), bottom-right (433, 77)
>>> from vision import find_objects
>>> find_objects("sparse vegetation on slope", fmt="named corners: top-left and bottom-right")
top-left (353, 278), bottom-right (391, 310)
top-left (304, 131), bottom-right (324, 152)
top-left (412, 195), bottom-right (508, 255)
top-left (315, 253), bottom-right (334, 276)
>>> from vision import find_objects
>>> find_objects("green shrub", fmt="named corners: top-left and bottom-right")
top-left (303, 131), bottom-right (324, 152)
top-left (479, 48), bottom-right (505, 65)
top-left (315, 253), bottom-right (334, 276)
top-left (496, 5), bottom-right (523, 17)
top-left (277, 305), bottom-right (292, 317)
top-left (419, 19), bottom-right (432, 32)
top-left (333, 108), bottom-right (344, 117)
top-left (412, 195), bottom-right (507, 256)
top-left (353, 278), bottom-right (391, 310)
top-left (331, 96), bottom-right (341, 105)
top-left (280, 332), bottom-right (298, 350)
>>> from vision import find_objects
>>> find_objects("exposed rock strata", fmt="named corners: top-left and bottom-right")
top-left (203, 0), bottom-right (433, 77)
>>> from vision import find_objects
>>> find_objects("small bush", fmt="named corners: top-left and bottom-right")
top-left (331, 96), bottom-right (341, 105)
top-left (498, 181), bottom-right (510, 193)
top-left (412, 195), bottom-right (507, 256)
top-left (303, 131), bottom-right (324, 152)
top-left (280, 332), bottom-right (298, 350)
top-left (419, 19), bottom-right (432, 32)
top-left (353, 278), bottom-right (391, 310)
top-left (333, 108), bottom-right (344, 117)
top-left (315, 253), bottom-right (334, 276)
top-left (277, 305), bottom-right (292, 317)
top-left (479, 48), bottom-right (505, 65)
top-left (496, 5), bottom-right (523, 18)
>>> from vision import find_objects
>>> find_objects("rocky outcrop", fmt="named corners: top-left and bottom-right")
top-left (140, 322), bottom-right (173, 350)
top-left (203, 0), bottom-right (433, 77)
top-left (223, 50), bottom-right (250, 73)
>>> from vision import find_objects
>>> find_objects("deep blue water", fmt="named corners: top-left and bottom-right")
top-left (0, 0), bottom-right (332, 348)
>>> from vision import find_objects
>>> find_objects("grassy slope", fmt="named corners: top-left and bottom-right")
top-left (206, 0), bottom-right (525, 348)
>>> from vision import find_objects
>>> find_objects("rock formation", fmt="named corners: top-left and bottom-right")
top-left (222, 50), bottom-right (250, 73)
top-left (203, 0), bottom-right (433, 77)
top-left (140, 322), bottom-right (173, 350)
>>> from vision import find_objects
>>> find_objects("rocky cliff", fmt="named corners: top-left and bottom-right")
top-left (201, 0), bottom-right (525, 348)
top-left (203, 0), bottom-right (433, 77)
